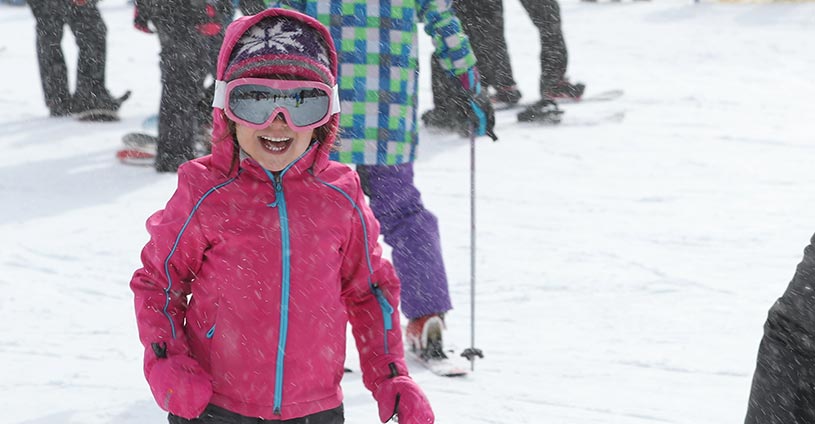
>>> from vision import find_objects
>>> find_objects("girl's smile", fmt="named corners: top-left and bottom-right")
top-left (236, 114), bottom-right (313, 172)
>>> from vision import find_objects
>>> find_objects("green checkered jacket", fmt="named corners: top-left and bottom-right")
top-left (267, 0), bottom-right (477, 165)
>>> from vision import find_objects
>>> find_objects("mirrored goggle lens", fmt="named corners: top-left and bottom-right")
top-left (228, 85), bottom-right (331, 128)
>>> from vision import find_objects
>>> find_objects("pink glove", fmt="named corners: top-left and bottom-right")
top-left (374, 376), bottom-right (434, 424)
top-left (147, 355), bottom-right (213, 420)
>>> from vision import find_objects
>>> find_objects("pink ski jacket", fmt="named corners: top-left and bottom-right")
top-left (131, 11), bottom-right (409, 420)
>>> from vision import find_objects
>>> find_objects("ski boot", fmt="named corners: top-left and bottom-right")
top-left (543, 79), bottom-right (586, 102)
top-left (517, 99), bottom-right (563, 124)
top-left (421, 107), bottom-right (470, 137)
top-left (73, 90), bottom-right (131, 122)
top-left (406, 314), bottom-right (447, 360)
top-left (490, 85), bottom-right (522, 108)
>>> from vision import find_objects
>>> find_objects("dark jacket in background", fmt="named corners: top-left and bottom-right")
top-left (746, 233), bottom-right (815, 424)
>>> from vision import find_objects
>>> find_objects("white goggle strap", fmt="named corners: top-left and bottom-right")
top-left (331, 84), bottom-right (341, 115)
top-left (212, 79), bottom-right (227, 109)
top-left (212, 80), bottom-right (341, 116)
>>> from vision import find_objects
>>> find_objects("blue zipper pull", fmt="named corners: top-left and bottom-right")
top-left (267, 173), bottom-right (283, 207)
top-left (372, 284), bottom-right (394, 331)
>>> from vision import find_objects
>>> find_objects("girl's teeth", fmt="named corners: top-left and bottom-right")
top-left (261, 139), bottom-right (288, 152)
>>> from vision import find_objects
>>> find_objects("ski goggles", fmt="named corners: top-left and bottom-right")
top-left (213, 78), bottom-right (340, 131)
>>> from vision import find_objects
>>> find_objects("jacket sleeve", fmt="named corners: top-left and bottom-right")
top-left (745, 233), bottom-right (815, 424)
top-left (130, 170), bottom-right (209, 378)
top-left (417, 0), bottom-right (477, 77)
top-left (340, 175), bottom-right (411, 394)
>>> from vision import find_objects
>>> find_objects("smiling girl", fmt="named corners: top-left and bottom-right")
top-left (130, 9), bottom-right (433, 424)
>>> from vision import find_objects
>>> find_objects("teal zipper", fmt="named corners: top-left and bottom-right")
top-left (261, 147), bottom-right (312, 416)
top-left (266, 170), bottom-right (291, 416)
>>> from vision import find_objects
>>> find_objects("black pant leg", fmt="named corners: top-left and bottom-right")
top-left (518, 0), bottom-right (568, 95)
top-left (29, 0), bottom-right (71, 114)
top-left (429, 54), bottom-right (453, 112)
top-left (429, 0), bottom-right (516, 113)
top-left (454, 0), bottom-right (516, 88)
top-left (66, 1), bottom-right (110, 107)
top-left (197, 0), bottom-right (232, 128)
top-left (168, 404), bottom-right (343, 424)
top-left (151, 7), bottom-right (209, 171)
top-left (239, 0), bottom-right (266, 16)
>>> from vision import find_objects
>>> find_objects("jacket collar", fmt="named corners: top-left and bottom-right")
top-left (236, 140), bottom-right (323, 183)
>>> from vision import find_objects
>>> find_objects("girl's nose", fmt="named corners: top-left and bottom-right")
top-left (269, 111), bottom-right (288, 127)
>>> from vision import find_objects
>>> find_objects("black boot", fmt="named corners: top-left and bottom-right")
top-left (421, 107), bottom-right (470, 136)
top-left (543, 80), bottom-right (585, 102)
top-left (517, 99), bottom-right (563, 124)
top-left (490, 85), bottom-right (522, 106)
top-left (73, 90), bottom-right (131, 122)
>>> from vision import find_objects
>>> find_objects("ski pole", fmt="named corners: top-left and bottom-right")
top-left (461, 125), bottom-right (484, 370)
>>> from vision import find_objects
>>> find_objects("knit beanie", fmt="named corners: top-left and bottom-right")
top-left (224, 10), bottom-right (336, 86)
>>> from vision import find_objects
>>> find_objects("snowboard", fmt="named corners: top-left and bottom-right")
top-left (121, 114), bottom-right (159, 142)
top-left (406, 348), bottom-right (470, 377)
top-left (117, 115), bottom-right (159, 166)
top-left (510, 106), bottom-right (626, 126)
top-left (505, 89), bottom-right (625, 126)
top-left (117, 115), bottom-right (213, 167)
top-left (115, 146), bottom-right (156, 167)
top-left (494, 89), bottom-right (624, 111)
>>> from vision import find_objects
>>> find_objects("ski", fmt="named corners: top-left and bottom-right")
top-left (515, 110), bottom-right (625, 127)
top-left (406, 349), bottom-right (470, 377)
top-left (553, 88), bottom-right (623, 104)
top-left (495, 89), bottom-right (624, 111)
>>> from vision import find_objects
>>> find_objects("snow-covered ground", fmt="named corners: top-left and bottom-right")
top-left (2, 1), bottom-right (814, 423)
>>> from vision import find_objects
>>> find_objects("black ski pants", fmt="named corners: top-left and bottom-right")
top-left (28, 0), bottom-right (108, 115)
top-left (137, 0), bottom-right (210, 171)
top-left (521, 0), bottom-right (569, 95)
top-left (430, 0), bottom-right (570, 110)
top-left (168, 404), bottom-right (344, 424)
top-left (430, 0), bottom-right (513, 114)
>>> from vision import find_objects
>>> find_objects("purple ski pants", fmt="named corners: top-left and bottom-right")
top-left (357, 163), bottom-right (452, 320)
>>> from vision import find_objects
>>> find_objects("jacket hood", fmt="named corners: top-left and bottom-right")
top-left (210, 9), bottom-right (340, 178)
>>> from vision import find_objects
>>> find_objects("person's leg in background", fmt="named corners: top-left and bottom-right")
top-left (422, 55), bottom-right (470, 133)
top-left (455, 0), bottom-right (520, 105)
top-left (422, 0), bottom-right (519, 132)
top-left (150, 5), bottom-right (208, 172)
top-left (357, 163), bottom-right (453, 354)
top-left (518, 0), bottom-right (584, 100)
top-left (66, 0), bottom-right (123, 116)
top-left (195, 0), bottom-right (234, 153)
top-left (29, 0), bottom-right (72, 116)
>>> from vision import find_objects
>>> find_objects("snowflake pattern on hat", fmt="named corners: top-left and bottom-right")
top-left (231, 19), bottom-right (330, 70)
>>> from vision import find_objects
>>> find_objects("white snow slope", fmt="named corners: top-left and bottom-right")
top-left (2, 1), bottom-right (814, 423)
